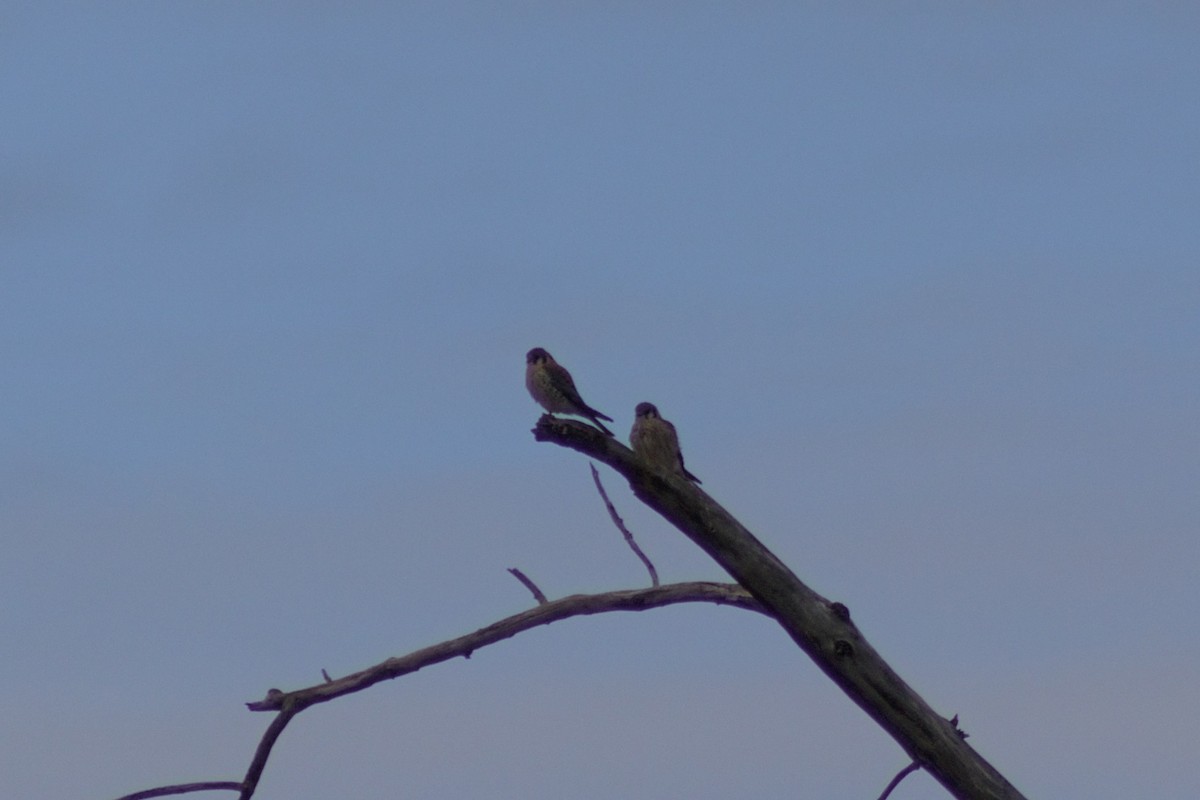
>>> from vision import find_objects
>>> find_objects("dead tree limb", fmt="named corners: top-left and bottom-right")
top-left (112, 782), bottom-right (242, 800)
top-left (246, 581), bottom-right (759, 715)
top-left (532, 415), bottom-right (1028, 800)
top-left (118, 583), bottom-right (757, 800)
top-left (208, 582), bottom-right (760, 800)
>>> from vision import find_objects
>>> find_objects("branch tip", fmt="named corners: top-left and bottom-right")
top-left (507, 567), bottom-right (549, 604)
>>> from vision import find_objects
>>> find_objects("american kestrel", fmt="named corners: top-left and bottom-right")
top-left (525, 347), bottom-right (614, 435)
top-left (630, 402), bottom-right (701, 483)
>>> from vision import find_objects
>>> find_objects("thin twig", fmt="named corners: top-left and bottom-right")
top-left (112, 782), bottom-right (242, 800)
top-left (590, 463), bottom-right (659, 586)
top-left (876, 761), bottom-right (921, 800)
top-left (507, 567), bottom-right (549, 604)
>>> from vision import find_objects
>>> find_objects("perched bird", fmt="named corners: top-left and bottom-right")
top-left (630, 402), bottom-right (701, 483)
top-left (525, 347), bottom-right (614, 435)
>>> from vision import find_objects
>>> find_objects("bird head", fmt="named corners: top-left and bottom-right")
top-left (526, 347), bottom-right (552, 365)
top-left (634, 402), bottom-right (660, 418)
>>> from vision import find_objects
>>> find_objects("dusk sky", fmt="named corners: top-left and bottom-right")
top-left (3, 5), bottom-right (1198, 799)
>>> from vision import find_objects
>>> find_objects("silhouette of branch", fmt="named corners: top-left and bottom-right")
top-left (247, 581), bottom-right (760, 714)
top-left (590, 462), bottom-right (659, 586)
top-left (117, 414), bottom-right (1011, 800)
top-left (119, 582), bottom-right (759, 800)
top-left (532, 415), bottom-right (1028, 800)
top-left (113, 782), bottom-right (242, 800)
top-left (237, 703), bottom-right (298, 799)
top-left (107, 582), bottom-right (754, 800)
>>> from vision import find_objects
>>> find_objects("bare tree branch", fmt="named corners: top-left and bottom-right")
top-left (119, 416), bottom-right (1017, 800)
top-left (113, 783), bottom-right (242, 800)
top-left (238, 703), bottom-right (298, 800)
top-left (118, 582), bottom-right (757, 800)
top-left (875, 718), bottom-right (967, 800)
top-left (590, 462), bottom-right (659, 586)
top-left (532, 415), bottom-right (1028, 800)
top-left (132, 582), bottom-right (757, 800)
top-left (247, 581), bottom-right (761, 714)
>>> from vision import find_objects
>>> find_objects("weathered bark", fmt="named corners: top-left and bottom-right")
top-left (534, 415), bottom-right (1028, 800)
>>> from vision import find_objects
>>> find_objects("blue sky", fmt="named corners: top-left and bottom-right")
top-left (3, 5), bottom-right (1198, 799)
